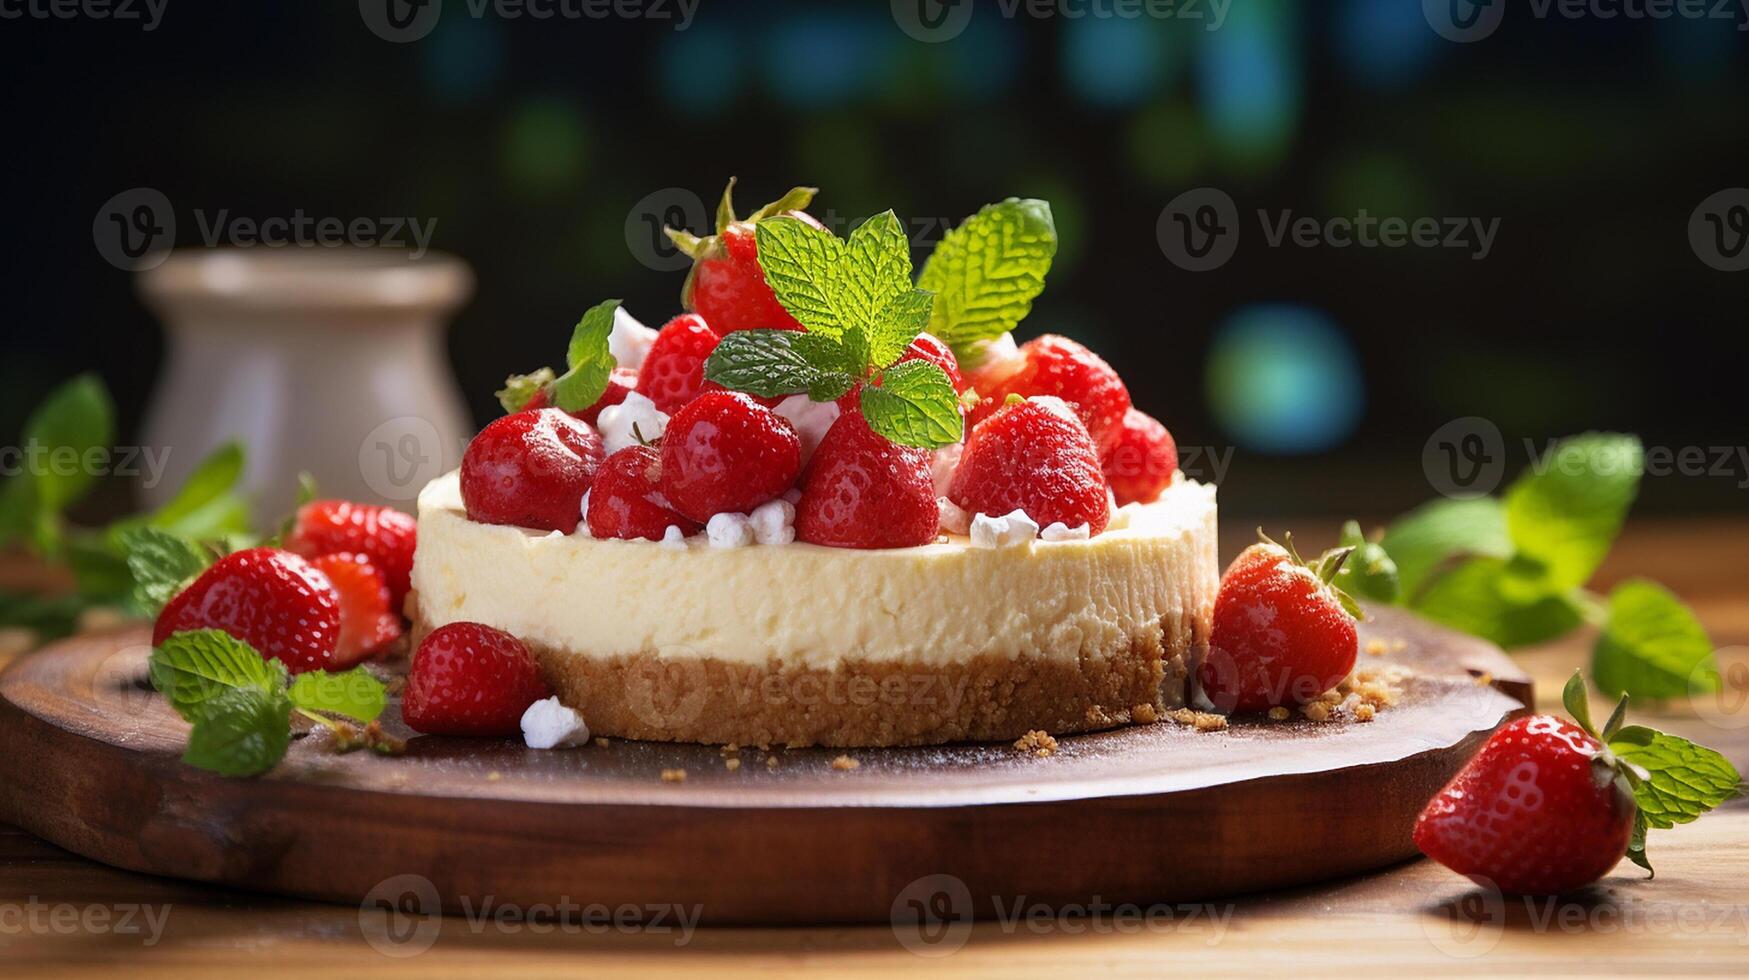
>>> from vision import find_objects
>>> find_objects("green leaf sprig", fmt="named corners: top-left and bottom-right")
top-left (496, 299), bottom-right (621, 414)
top-left (917, 198), bottom-right (1057, 362)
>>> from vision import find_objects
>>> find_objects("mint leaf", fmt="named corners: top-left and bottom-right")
top-left (917, 199), bottom-right (1057, 356)
top-left (0, 374), bottom-right (115, 551)
top-left (867, 287), bottom-right (935, 369)
top-left (549, 299), bottom-right (620, 412)
top-left (755, 217), bottom-right (856, 338)
top-left (497, 367), bottom-right (555, 414)
top-left (149, 628), bottom-right (286, 724)
top-left (181, 687), bottom-right (291, 777)
top-left (120, 527), bottom-right (211, 615)
top-left (1609, 725), bottom-right (1743, 829)
top-left (1381, 497), bottom-right (1512, 600)
top-left (843, 210), bottom-right (914, 334)
top-left (1505, 433), bottom-right (1642, 593)
top-left (1336, 520), bottom-right (1399, 603)
top-left (1593, 578), bottom-right (1718, 699)
top-left (288, 668), bottom-right (387, 724)
top-left (704, 330), bottom-right (825, 397)
top-left (145, 442), bottom-right (246, 533)
top-left (1411, 557), bottom-right (1585, 648)
top-left (860, 361), bottom-right (964, 449)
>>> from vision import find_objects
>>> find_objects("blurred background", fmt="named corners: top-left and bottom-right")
top-left (3, 0), bottom-right (1747, 526)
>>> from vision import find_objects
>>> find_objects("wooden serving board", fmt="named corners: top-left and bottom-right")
top-left (0, 607), bottom-right (1528, 924)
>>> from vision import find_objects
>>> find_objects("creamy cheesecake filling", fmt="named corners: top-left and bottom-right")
top-left (412, 471), bottom-right (1218, 673)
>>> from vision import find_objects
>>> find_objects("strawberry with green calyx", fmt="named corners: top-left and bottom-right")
top-left (495, 299), bottom-right (625, 418)
top-left (1334, 519), bottom-right (1399, 603)
top-left (665, 178), bottom-right (822, 334)
top-left (1415, 671), bottom-right (1742, 892)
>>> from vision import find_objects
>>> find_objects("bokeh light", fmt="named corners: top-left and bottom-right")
top-left (500, 99), bottom-right (589, 195)
top-left (420, 16), bottom-right (506, 104)
top-left (1195, 0), bottom-right (1301, 172)
top-left (1333, 0), bottom-right (1436, 89)
top-left (761, 12), bottom-right (891, 109)
top-left (1206, 304), bottom-right (1364, 454)
top-left (658, 22), bottom-right (744, 116)
top-left (1062, 16), bottom-right (1170, 108)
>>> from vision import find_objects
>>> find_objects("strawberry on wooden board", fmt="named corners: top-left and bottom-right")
top-left (309, 552), bottom-right (404, 667)
top-left (402, 622), bottom-right (552, 737)
top-left (460, 408), bottom-right (605, 534)
top-left (152, 547), bottom-right (341, 675)
top-left (285, 499), bottom-right (417, 610)
top-left (666, 179), bottom-right (824, 334)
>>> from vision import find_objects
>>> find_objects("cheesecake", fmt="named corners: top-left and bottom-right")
top-left (410, 470), bottom-right (1217, 747)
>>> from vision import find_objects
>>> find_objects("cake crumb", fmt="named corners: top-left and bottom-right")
top-left (660, 768), bottom-right (687, 783)
top-left (765, 755), bottom-right (779, 768)
top-left (721, 742), bottom-right (740, 753)
top-left (1364, 638), bottom-right (1391, 657)
top-left (1473, 671), bottom-right (1493, 687)
top-left (486, 771), bottom-right (503, 782)
top-left (1131, 703), bottom-right (1160, 724)
top-left (1267, 706), bottom-right (1291, 722)
top-left (1013, 730), bottom-right (1059, 757)
top-left (1167, 708), bottom-right (1228, 732)
top-left (725, 757), bottom-right (742, 771)
top-left (1354, 703), bottom-right (1377, 722)
top-left (1301, 702), bottom-right (1332, 723)
top-left (594, 736), bottom-right (610, 747)
top-left (831, 754), bottom-right (860, 771)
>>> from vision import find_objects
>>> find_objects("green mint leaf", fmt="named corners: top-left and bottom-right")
top-left (867, 288), bottom-right (935, 369)
top-left (1381, 497), bottom-right (1512, 600)
top-left (64, 532), bottom-right (134, 601)
top-left (860, 360), bottom-right (964, 449)
top-left (755, 216), bottom-right (855, 338)
top-left (1626, 809), bottom-right (1653, 876)
top-left (843, 210), bottom-right (914, 330)
top-left (808, 372), bottom-right (855, 403)
top-left (0, 591), bottom-right (94, 639)
top-left (917, 199), bottom-right (1057, 357)
top-left (1410, 557), bottom-right (1586, 648)
top-left (181, 687), bottom-right (291, 777)
top-left (1336, 520), bottom-right (1400, 603)
top-left (1562, 670), bottom-right (1595, 735)
top-left (549, 299), bottom-right (621, 413)
top-left (288, 668), bottom-right (387, 724)
top-left (497, 367), bottom-right (555, 414)
top-left (1592, 578), bottom-right (1719, 699)
top-left (1505, 433), bottom-right (1642, 593)
top-left (120, 527), bottom-right (211, 616)
top-left (18, 373), bottom-right (116, 514)
top-left (1609, 725), bottom-right (1744, 830)
top-left (131, 442), bottom-right (248, 540)
top-left (703, 330), bottom-right (822, 397)
top-left (149, 628), bottom-right (287, 724)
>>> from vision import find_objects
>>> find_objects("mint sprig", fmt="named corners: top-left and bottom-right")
top-left (550, 299), bottom-right (621, 412)
top-left (120, 526), bottom-right (213, 616)
top-left (917, 198), bottom-right (1057, 359)
top-left (859, 360), bottom-right (963, 448)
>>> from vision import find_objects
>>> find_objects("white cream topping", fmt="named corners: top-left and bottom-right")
top-left (930, 443), bottom-right (963, 497)
top-left (970, 509), bottom-right (1040, 549)
top-left (936, 497), bottom-right (972, 536)
top-left (749, 498), bottom-right (796, 545)
top-left (706, 512), bottom-right (755, 548)
top-left (659, 525), bottom-right (688, 549)
top-left (596, 391), bottom-right (667, 456)
top-left (774, 395), bottom-right (840, 464)
top-left (521, 696), bottom-right (590, 749)
top-left (609, 307), bottom-right (658, 370)
top-left (1041, 522), bottom-right (1091, 542)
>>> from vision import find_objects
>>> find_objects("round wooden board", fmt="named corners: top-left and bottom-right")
top-left (0, 607), bottom-right (1528, 924)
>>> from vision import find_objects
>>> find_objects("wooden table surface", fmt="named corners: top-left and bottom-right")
top-left (4, 518), bottom-right (1748, 977)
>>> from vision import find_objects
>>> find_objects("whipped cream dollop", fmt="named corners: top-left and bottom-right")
top-left (659, 525), bottom-right (688, 549)
top-left (521, 696), bottom-right (590, 749)
top-left (970, 509), bottom-right (1040, 548)
top-left (937, 497), bottom-right (972, 536)
top-left (1041, 521), bottom-right (1091, 542)
top-left (609, 307), bottom-right (658, 370)
top-left (596, 391), bottom-right (668, 456)
top-left (706, 499), bottom-right (796, 548)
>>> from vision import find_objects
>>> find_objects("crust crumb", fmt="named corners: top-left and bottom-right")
top-left (593, 736), bottom-right (610, 747)
top-left (1301, 702), bottom-right (1331, 722)
top-left (831, 754), bottom-right (861, 771)
top-left (765, 755), bottom-right (779, 768)
top-left (1267, 706), bottom-right (1291, 721)
top-left (1013, 730), bottom-right (1059, 757)
top-left (1131, 702), bottom-right (1160, 724)
top-left (1354, 703), bottom-right (1376, 722)
top-left (724, 757), bottom-right (741, 771)
top-left (1167, 708), bottom-right (1228, 732)
top-left (1364, 638), bottom-right (1391, 657)
top-left (486, 771), bottom-right (503, 782)
top-left (660, 768), bottom-right (687, 783)
top-left (721, 742), bottom-right (740, 754)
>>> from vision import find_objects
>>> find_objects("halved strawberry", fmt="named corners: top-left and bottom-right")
top-left (285, 499), bottom-right (417, 610)
top-left (310, 552), bottom-right (404, 667)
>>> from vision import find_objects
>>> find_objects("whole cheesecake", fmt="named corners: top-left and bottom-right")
top-left (410, 470), bottom-right (1217, 747)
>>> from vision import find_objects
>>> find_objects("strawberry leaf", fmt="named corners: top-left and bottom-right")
top-left (1562, 670), bottom-right (1595, 736)
top-left (288, 668), bottom-right (387, 724)
top-left (1626, 809), bottom-right (1653, 876)
top-left (549, 299), bottom-right (621, 413)
top-left (860, 360), bottom-right (963, 449)
top-left (918, 199), bottom-right (1057, 358)
top-left (497, 367), bottom-right (555, 414)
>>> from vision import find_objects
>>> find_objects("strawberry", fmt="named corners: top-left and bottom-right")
top-left (285, 499), bottom-right (417, 611)
top-left (634, 313), bottom-right (720, 414)
top-left (402, 622), bottom-right (551, 737)
top-left (795, 411), bottom-right (939, 549)
top-left (571, 366), bottom-right (639, 426)
top-left (587, 445), bottom-right (701, 541)
top-left (967, 335), bottom-right (1131, 454)
top-left (899, 331), bottom-right (966, 392)
top-left (1415, 714), bottom-right (1635, 894)
top-left (309, 553), bottom-right (403, 667)
top-left (460, 408), bottom-right (605, 533)
top-left (947, 396), bottom-right (1111, 535)
top-left (1198, 534), bottom-right (1360, 713)
top-left (659, 391), bottom-right (801, 522)
top-left (153, 547), bottom-right (340, 675)
top-left (666, 179), bottom-right (824, 334)
top-left (1102, 408), bottom-right (1179, 505)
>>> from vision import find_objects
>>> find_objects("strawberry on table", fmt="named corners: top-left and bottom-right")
top-left (795, 411), bottom-right (939, 549)
top-left (1102, 407), bottom-right (1179, 506)
top-left (587, 445), bottom-right (701, 541)
top-left (285, 499), bottom-right (417, 610)
top-left (1197, 533), bottom-right (1360, 713)
top-left (948, 395), bottom-right (1111, 535)
top-left (309, 552), bottom-right (404, 667)
top-left (666, 179), bottom-right (824, 334)
top-left (659, 391), bottom-right (801, 523)
top-left (461, 407), bottom-right (605, 534)
top-left (635, 313), bottom-right (721, 414)
top-left (402, 622), bottom-right (551, 737)
top-left (153, 547), bottom-right (341, 674)
top-left (966, 334), bottom-right (1131, 454)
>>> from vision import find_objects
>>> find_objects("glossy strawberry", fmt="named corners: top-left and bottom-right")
top-left (899, 331), bottom-right (966, 392)
top-left (634, 313), bottom-right (720, 414)
top-left (571, 367), bottom-right (640, 426)
top-left (1198, 537), bottom-right (1359, 713)
top-left (659, 391), bottom-right (801, 522)
top-left (285, 499), bottom-right (417, 611)
top-left (153, 547), bottom-right (340, 674)
top-left (1102, 408), bottom-right (1179, 505)
top-left (967, 335), bottom-right (1131, 454)
top-left (667, 180), bottom-right (824, 333)
top-left (1415, 715), bottom-right (1635, 895)
top-left (795, 411), bottom-right (939, 549)
top-left (948, 396), bottom-right (1111, 535)
top-left (587, 445), bottom-right (700, 541)
top-left (310, 552), bottom-right (403, 667)
top-left (402, 622), bottom-right (551, 737)
top-left (460, 408), bottom-right (605, 533)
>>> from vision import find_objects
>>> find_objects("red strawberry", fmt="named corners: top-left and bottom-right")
top-left (285, 499), bottom-right (417, 611)
top-left (153, 547), bottom-right (340, 675)
top-left (948, 396), bottom-right (1111, 535)
top-left (572, 366), bottom-right (639, 426)
top-left (967, 335), bottom-right (1131, 454)
top-left (669, 180), bottom-right (824, 334)
top-left (660, 391), bottom-right (801, 522)
top-left (310, 553), bottom-right (403, 667)
top-left (1102, 408), bottom-right (1179, 505)
top-left (460, 408), bottom-right (605, 533)
top-left (899, 331), bottom-right (966, 392)
top-left (587, 445), bottom-right (701, 541)
top-left (402, 622), bottom-right (551, 737)
top-left (634, 314), bottom-right (720, 413)
top-left (795, 411), bottom-right (939, 549)
top-left (1198, 536), bottom-right (1359, 713)
top-left (1415, 715), bottom-right (1635, 894)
